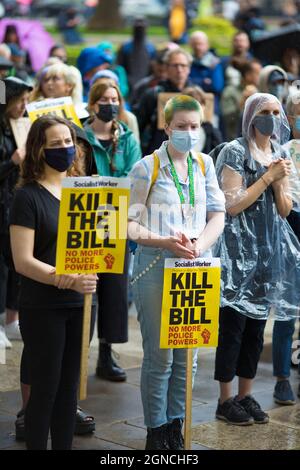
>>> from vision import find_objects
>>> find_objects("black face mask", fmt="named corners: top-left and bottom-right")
top-left (96, 104), bottom-right (119, 123)
top-left (44, 146), bottom-right (76, 172)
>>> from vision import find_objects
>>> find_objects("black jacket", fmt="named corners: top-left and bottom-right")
top-left (0, 120), bottom-right (18, 235)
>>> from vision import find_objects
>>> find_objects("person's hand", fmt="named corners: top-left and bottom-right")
top-left (161, 233), bottom-right (195, 259)
top-left (72, 274), bottom-right (98, 294)
top-left (266, 159), bottom-right (292, 183)
top-left (53, 273), bottom-right (78, 290)
top-left (191, 239), bottom-right (202, 258)
top-left (11, 148), bottom-right (26, 166)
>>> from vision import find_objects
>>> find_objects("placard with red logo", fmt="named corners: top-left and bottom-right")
top-left (56, 176), bottom-right (130, 274)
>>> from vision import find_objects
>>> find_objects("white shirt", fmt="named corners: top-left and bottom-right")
top-left (128, 141), bottom-right (225, 239)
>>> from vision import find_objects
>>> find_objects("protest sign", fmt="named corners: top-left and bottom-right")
top-left (56, 176), bottom-right (130, 275)
top-left (56, 175), bottom-right (130, 400)
top-left (160, 258), bottom-right (221, 349)
top-left (26, 96), bottom-right (82, 127)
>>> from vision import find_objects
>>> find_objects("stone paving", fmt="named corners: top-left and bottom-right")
top-left (0, 307), bottom-right (299, 450)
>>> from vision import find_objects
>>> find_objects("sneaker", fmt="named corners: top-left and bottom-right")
top-left (274, 380), bottom-right (296, 405)
top-left (238, 395), bottom-right (269, 423)
top-left (216, 398), bottom-right (254, 425)
top-left (0, 326), bottom-right (12, 348)
top-left (5, 321), bottom-right (22, 341)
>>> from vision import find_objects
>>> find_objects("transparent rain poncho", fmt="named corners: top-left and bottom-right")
top-left (215, 93), bottom-right (300, 320)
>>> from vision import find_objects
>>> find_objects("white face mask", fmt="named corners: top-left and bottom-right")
top-left (169, 129), bottom-right (201, 153)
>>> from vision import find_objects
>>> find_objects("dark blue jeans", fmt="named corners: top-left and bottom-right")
top-left (272, 319), bottom-right (298, 378)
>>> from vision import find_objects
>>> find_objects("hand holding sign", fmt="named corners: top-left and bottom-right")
top-left (72, 274), bottom-right (98, 294)
top-left (161, 233), bottom-right (195, 259)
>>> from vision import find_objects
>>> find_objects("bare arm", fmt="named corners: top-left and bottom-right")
top-left (10, 225), bottom-right (58, 285)
top-left (193, 211), bottom-right (225, 256)
top-left (10, 225), bottom-right (97, 293)
top-left (223, 160), bottom-right (292, 217)
top-left (271, 176), bottom-right (293, 218)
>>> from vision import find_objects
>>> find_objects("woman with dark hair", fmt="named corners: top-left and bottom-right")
top-left (85, 80), bottom-right (141, 382)
top-left (10, 115), bottom-right (98, 450)
top-left (0, 77), bottom-right (32, 347)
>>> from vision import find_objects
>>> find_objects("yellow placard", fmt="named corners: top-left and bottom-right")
top-left (26, 97), bottom-right (82, 128)
top-left (160, 258), bottom-right (221, 349)
top-left (56, 176), bottom-right (130, 274)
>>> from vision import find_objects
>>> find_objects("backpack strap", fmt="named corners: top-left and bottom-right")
top-left (195, 153), bottom-right (206, 176)
top-left (149, 151), bottom-right (206, 190)
top-left (150, 151), bottom-right (160, 190)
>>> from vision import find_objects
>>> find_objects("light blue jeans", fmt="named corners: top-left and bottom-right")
top-left (132, 246), bottom-right (198, 428)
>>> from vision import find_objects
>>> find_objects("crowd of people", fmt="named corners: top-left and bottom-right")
top-left (0, 10), bottom-right (300, 451)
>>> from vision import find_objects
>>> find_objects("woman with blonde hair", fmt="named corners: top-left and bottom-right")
top-left (30, 62), bottom-right (85, 117)
top-left (85, 80), bottom-right (141, 382)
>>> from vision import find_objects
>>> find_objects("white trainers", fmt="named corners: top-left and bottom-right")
top-left (5, 320), bottom-right (22, 341)
top-left (0, 326), bottom-right (12, 348)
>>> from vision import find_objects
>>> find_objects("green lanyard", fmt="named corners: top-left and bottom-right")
top-left (166, 147), bottom-right (195, 207)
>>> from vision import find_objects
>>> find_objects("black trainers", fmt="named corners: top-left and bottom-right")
top-left (237, 395), bottom-right (269, 424)
top-left (167, 418), bottom-right (184, 450)
top-left (216, 398), bottom-right (254, 426)
top-left (145, 424), bottom-right (170, 450)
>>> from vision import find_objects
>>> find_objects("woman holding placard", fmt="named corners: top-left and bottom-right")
top-left (128, 95), bottom-right (225, 450)
top-left (9, 115), bottom-right (97, 450)
top-left (85, 80), bottom-right (141, 383)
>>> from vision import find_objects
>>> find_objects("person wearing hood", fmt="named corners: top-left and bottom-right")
top-left (77, 46), bottom-right (112, 102)
top-left (97, 41), bottom-right (129, 101)
top-left (0, 77), bottom-right (32, 349)
top-left (85, 80), bottom-right (141, 382)
top-left (214, 92), bottom-right (300, 426)
top-left (258, 65), bottom-right (288, 105)
top-left (117, 18), bottom-right (156, 92)
top-left (189, 31), bottom-right (225, 116)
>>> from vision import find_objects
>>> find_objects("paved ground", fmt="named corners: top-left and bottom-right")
top-left (0, 306), bottom-right (299, 450)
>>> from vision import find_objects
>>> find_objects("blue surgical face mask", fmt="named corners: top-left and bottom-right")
top-left (252, 114), bottom-right (280, 136)
top-left (44, 146), bottom-right (76, 172)
top-left (169, 129), bottom-right (200, 153)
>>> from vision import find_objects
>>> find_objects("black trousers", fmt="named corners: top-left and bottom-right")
top-left (97, 243), bottom-right (129, 343)
top-left (214, 306), bottom-right (267, 383)
top-left (19, 306), bottom-right (85, 450)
